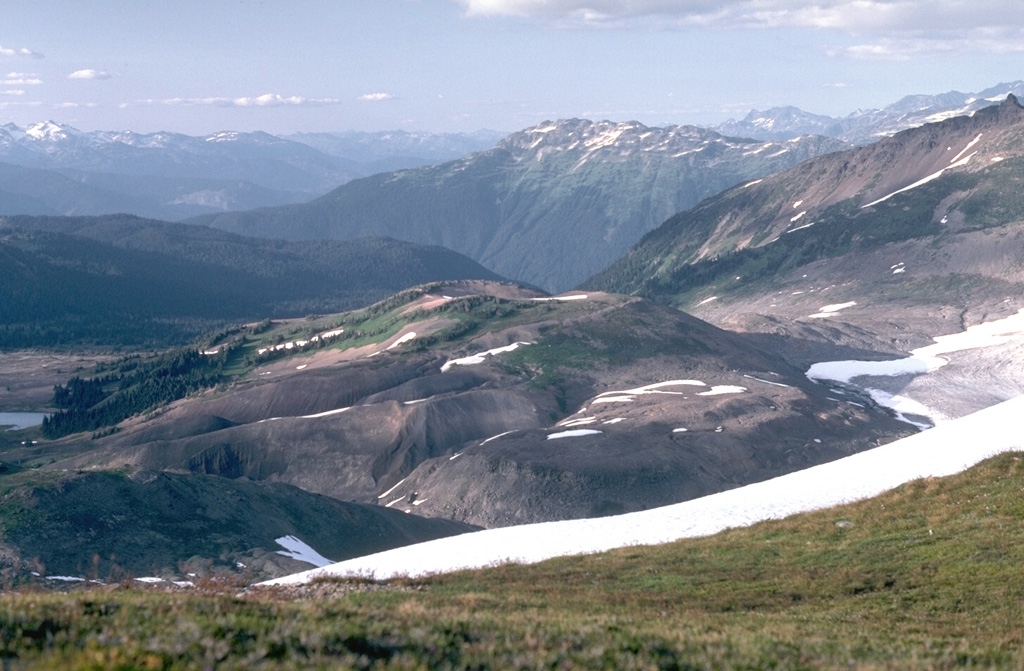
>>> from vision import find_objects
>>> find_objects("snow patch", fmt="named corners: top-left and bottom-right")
top-left (262, 395), bottom-right (1024, 585)
top-left (696, 385), bottom-right (747, 396)
top-left (529, 294), bottom-right (588, 302)
top-left (863, 151), bottom-right (976, 208)
top-left (377, 478), bottom-right (407, 500)
top-left (386, 332), bottom-right (416, 350)
top-left (441, 342), bottom-right (532, 372)
top-left (807, 308), bottom-right (1024, 426)
top-left (275, 535), bottom-right (334, 568)
top-left (547, 429), bottom-right (603, 440)
top-left (743, 375), bottom-right (792, 388)
top-left (480, 430), bottom-right (516, 446)
top-left (950, 133), bottom-right (982, 164)
top-left (696, 296), bottom-right (718, 306)
top-left (301, 406), bottom-right (350, 419)
top-left (808, 301), bottom-right (857, 319)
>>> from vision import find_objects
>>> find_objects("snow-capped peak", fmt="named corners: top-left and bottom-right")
top-left (24, 120), bottom-right (79, 142)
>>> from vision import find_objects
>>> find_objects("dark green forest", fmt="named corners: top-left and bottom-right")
top-left (41, 348), bottom-right (226, 439)
top-left (0, 214), bottom-right (501, 348)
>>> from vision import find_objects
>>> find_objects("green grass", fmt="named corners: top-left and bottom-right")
top-left (2, 454), bottom-right (1023, 669)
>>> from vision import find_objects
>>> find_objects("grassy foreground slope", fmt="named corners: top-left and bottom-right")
top-left (2, 453), bottom-right (1022, 669)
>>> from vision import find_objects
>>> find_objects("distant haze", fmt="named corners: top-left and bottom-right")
top-left (2, 1), bottom-right (1023, 134)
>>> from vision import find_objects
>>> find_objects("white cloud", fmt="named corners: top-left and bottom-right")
top-left (358, 92), bottom-right (396, 102)
top-left (1, 73), bottom-right (42, 86)
top-left (0, 45), bottom-right (44, 59)
top-left (55, 102), bottom-right (98, 108)
top-left (2, 89), bottom-right (26, 96)
top-left (455, 0), bottom-right (1024, 57)
top-left (131, 94), bottom-right (339, 108)
top-left (68, 69), bottom-right (111, 80)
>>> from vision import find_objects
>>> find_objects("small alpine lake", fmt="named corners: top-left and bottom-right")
top-left (0, 412), bottom-right (49, 430)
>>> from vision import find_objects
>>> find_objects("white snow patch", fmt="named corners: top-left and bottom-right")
top-left (808, 301), bottom-right (857, 319)
top-left (603, 418), bottom-right (625, 425)
top-left (591, 396), bottom-right (636, 404)
top-left (595, 380), bottom-right (705, 400)
top-left (386, 332), bottom-right (417, 350)
top-left (296, 364), bottom-right (307, 370)
top-left (377, 477), bottom-right (407, 500)
top-left (742, 179), bottom-right (763, 188)
top-left (275, 535), bottom-right (334, 568)
top-left (558, 417), bottom-right (598, 428)
top-left (950, 133), bottom-right (982, 164)
top-left (790, 211), bottom-right (807, 223)
top-left (991, 156), bottom-right (1005, 162)
top-left (793, 200), bottom-right (803, 208)
top-left (441, 342), bottom-right (532, 372)
top-left (672, 428), bottom-right (688, 433)
top-left (300, 406), bottom-right (350, 419)
top-left (262, 395), bottom-right (1024, 585)
top-left (696, 385), bottom-right (747, 396)
top-left (893, 267), bottom-right (906, 274)
top-left (807, 308), bottom-right (1024, 426)
top-left (529, 294), bottom-right (588, 302)
top-left (480, 430), bottom-right (516, 446)
top-left (46, 576), bottom-right (85, 582)
top-left (863, 152), bottom-right (976, 208)
top-left (743, 375), bottom-right (792, 388)
top-left (547, 429), bottom-right (603, 440)
top-left (135, 577), bottom-right (164, 584)
top-left (696, 296), bottom-right (718, 306)
top-left (449, 452), bottom-right (463, 460)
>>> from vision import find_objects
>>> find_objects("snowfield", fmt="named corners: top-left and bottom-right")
top-left (261, 394), bottom-right (1024, 586)
top-left (807, 308), bottom-right (1024, 426)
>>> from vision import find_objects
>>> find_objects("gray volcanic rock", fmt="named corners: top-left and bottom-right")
top-left (50, 284), bottom-right (910, 528)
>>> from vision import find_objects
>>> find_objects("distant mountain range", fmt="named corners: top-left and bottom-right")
top-left (194, 121), bottom-right (846, 291)
top-left (714, 81), bottom-right (1024, 144)
top-left (8, 90), bottom-right (1024, 583)
top-left (0, 123), bottom-right (502, 220)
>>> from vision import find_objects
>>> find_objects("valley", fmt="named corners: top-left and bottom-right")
top-left (2, 87), bottom-right (1024, 668)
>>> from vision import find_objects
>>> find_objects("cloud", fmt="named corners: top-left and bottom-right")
top-left (2, 89), bottom-right (26, 96)
top-left (455, 1), bottom-right (1024, 56)
top-left (2, 73), bottom-right (42, 86)
top-left (55, 102), bottom-right (99, 109)
top-left (131, 94), bottom-right (339, 108)
top-left (0, 45), bottom-right (44, 59)
top-left (68, 69), bottom-right (111, 80)
top-left (358, 92), bottom-right (396, 102)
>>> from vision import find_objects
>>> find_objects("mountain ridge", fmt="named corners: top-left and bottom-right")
top-left (192, 119), bottom-right (847, 291)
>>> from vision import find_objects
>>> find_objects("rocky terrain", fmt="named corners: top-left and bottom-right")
top-left (586, 96), bottom-right (1024, 428)
top-left (32, 281), bottom-right (910, 533)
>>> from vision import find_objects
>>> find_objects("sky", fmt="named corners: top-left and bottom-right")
top-left (2, 0), bottom-right (1023, 135)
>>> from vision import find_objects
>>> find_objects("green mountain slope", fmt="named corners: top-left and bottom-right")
top-left (583, 97), bottom-right (1024, 342)
top-left (193, 121), bottom-right (847, 291)
top-left (1, 454), bottom-right (1022, 668)
top-left (0, 467), bottom-right (476, 582)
